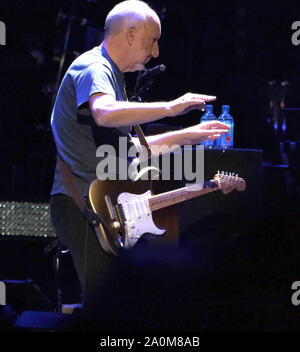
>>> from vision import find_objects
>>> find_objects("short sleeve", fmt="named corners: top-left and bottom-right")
top-left (75, 63), bottom-right (116, 108)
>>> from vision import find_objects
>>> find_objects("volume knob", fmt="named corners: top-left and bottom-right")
top-left (112, 221), bottom-right (121, 229)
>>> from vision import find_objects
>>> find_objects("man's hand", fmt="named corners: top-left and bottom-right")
top-left (168, 93), bottom-right (216, 117)
top-left (182, 120), bottom-right (230, 145)
top-left (145, 120), bottom-right (231, 154)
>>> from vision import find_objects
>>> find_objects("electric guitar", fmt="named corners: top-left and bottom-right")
top-left (88, 170), bottom-right (246, 256)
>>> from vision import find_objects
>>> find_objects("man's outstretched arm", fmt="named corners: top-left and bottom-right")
top-left (89, 92), bottom-right (216, 127)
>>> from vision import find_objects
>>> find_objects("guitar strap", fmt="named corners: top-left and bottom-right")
top-left (133, 124), bottom-right (153, 159)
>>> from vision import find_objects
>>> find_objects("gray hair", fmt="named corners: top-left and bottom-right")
top-left (104, 0), bottom-right (159, 37)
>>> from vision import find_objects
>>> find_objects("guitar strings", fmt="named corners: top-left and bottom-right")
top-left (149, 175), bottom-right (241, 209)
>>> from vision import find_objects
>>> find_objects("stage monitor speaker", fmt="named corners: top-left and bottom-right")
top-left (0, 201), bottom-right (56, 238)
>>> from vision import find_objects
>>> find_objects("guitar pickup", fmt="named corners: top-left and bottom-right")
top-left (115, 204), bottom-right (126, 224)
top-left (104, 195), bottom-right (117, 220)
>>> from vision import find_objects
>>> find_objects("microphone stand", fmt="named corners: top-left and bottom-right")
top-left (129, 68), bottom-right (165, 176)
top-left (130, 74), bottom-right (155, 102)
top-left (131, 64), bottom-right (166, 102)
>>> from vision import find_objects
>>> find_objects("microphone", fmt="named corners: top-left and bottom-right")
top-left (140, 64), bottom-right (166, 81)
top-left (133, 64), bottom-right (166, 99)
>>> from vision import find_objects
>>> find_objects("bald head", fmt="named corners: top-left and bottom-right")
top-left (102, 0), bottom-right (161, 72)
top-left (104, 0), bottom-right (160, 38)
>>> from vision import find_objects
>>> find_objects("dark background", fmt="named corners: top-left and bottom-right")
top-left (0, 0), bottom-right (300, 201)
top-left (0, 0), bottom-right (300, 332)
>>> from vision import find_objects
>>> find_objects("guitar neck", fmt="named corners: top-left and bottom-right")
top-left (149, 181), bottom-right (219, 212)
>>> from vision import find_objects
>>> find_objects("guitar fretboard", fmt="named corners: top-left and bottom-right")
top-left (149, 181), bottom-right (219, 211)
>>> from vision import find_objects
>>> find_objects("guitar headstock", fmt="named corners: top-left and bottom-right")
top-left (213, 171), bottom-right (246, 194)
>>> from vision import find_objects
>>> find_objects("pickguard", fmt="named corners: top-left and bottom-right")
top-left (117, 190), bottom-right (165, 248)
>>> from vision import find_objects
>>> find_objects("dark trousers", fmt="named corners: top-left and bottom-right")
top-left (50, 194), bottom-right (129, 326)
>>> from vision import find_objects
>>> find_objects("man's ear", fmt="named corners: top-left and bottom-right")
top-left (127, 25), bottom-right (137, 46)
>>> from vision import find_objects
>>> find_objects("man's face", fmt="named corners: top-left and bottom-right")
top-left (128, 18), bottom-right (161, 72)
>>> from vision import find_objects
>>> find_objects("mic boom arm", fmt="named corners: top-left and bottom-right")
top-left (133, 64), bottom-right (166, 100)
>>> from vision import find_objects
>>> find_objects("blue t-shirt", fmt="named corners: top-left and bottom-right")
top-left (51, 45), bottom-right (133, 197)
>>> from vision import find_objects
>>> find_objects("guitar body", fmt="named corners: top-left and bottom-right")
top-left (88, 173), bottom-right (179, 256)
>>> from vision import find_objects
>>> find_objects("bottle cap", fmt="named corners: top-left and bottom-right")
top-left (206, 105), bottom-right (213, 112)
top-left (222, 105), bottom-right (230, 112)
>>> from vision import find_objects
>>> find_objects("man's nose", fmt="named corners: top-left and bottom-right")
top-left (152, 42), bottom-right (159, 58)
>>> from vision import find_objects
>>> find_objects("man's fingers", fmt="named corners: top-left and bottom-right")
top-left (214, 129), bottom-right (230, 134)
top-left (196, 94), bottom-right (216, 102)
top-left (181, 102), bottom-right (205, 115)
top-left (200, 121), bottom-right (231, 130)
top-left (211, 121), bottom-right (231, 129)
top-left (208, 134), bottom-right (221, 141)
top-left (205, 129), bottom-right (230, 136)
top-left (174, 93), bottom-right (217, 117)
top-left (185, 93), bottom-right (216, 103)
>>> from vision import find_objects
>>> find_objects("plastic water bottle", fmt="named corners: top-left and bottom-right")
top-left (217, 105), bottom-right (234, 149)
top-left (200, 105), bottom-right (217, 149)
